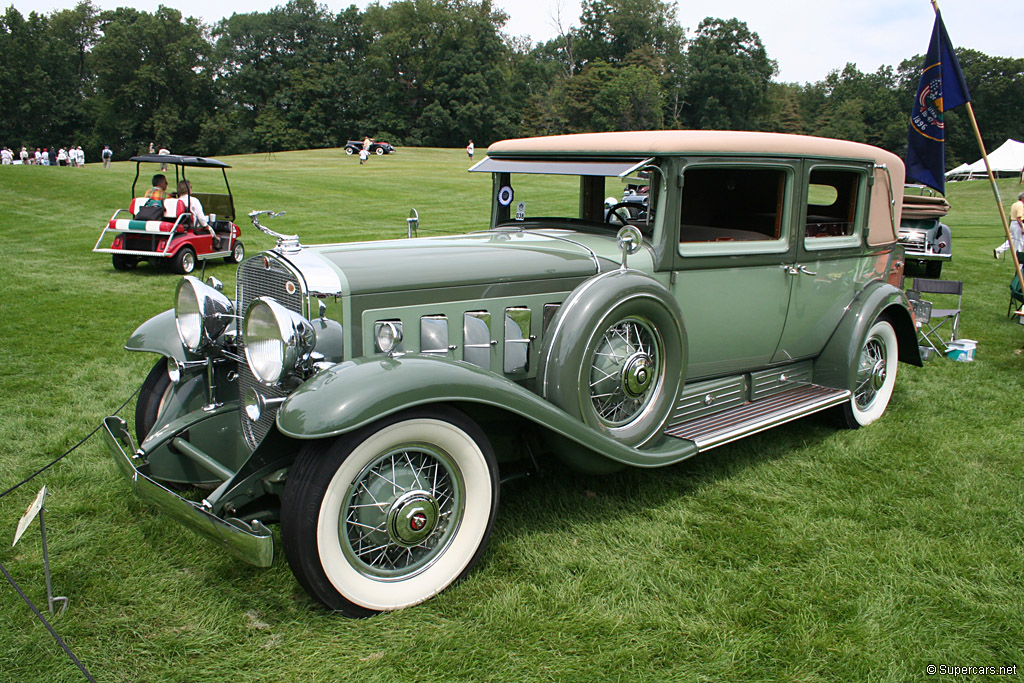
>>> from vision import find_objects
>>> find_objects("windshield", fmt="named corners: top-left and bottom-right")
top-left (492, 169), bottom-right (658, 235)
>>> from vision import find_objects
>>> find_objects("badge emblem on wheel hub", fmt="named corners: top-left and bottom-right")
top-left (387, 491), bottom-right (440, 547)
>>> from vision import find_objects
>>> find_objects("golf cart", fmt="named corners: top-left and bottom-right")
top-left (93, 154), bottom-right (245, 274)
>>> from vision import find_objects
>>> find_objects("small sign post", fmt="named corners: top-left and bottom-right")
top-left (12, 486), bottom-right (68, 614)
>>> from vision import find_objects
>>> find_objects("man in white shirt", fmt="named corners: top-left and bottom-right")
top-left (994, 192), bottom-right (1024, 258)
top-left (1, 148), bottom-right (12, 164)
top-left (177, 180), bottom-right (221, 249)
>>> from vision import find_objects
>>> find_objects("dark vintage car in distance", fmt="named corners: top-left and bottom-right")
top-left (898, 188), bottom-right (952, 278)
top-left (102, 131), bottom-right (921, 617)
top-left (344, 140), bottom-right (395, 156)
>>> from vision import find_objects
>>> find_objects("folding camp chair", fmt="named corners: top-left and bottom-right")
top-left (909, 278), bottom-right (963, 353)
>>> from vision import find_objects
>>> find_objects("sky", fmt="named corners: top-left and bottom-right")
top-left (9, 0), bottom-right (1024, 84)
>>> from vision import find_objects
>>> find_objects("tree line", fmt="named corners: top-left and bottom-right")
top-left (1, 0), bottom-right (1020, 166)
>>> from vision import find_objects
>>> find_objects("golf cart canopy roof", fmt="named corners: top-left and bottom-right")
top-left (129, 155), bottom-right (231, 168)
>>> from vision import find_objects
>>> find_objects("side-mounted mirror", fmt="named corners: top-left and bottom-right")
top-left (616, 225), bottom-right (643, 269)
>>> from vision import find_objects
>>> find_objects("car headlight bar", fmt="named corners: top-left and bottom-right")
top-left (175, 276), bottom-right (235, 352)
top-left (244, 297), bottom-right (315, 385)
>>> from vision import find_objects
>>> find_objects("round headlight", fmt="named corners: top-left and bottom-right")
top-left (175, 276), bottom-right (234, 352)
top-left (244, 298), bottom-right (315, 385)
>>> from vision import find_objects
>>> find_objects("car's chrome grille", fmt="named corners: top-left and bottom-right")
top-left (236, 254), bottom-right (306, 448)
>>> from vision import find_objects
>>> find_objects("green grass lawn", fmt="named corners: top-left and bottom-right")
top-left (1, 149), bottom-right (1022, 682)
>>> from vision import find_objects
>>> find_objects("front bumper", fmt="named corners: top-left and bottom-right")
top-left (102, 415), bottom-right (274, 567)
top-left (903, 250), bottom-right (951, 262)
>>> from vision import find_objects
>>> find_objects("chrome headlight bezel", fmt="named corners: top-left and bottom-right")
top-left (243, 297), bottom-right (315, 385)
top-left (175, 276), bottom-right (234, 352)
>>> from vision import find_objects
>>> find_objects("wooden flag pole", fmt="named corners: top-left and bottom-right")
top-left (962, 103), bottom-right (1024, 287)
top-left (930, 0), bottom-right (1024, 290)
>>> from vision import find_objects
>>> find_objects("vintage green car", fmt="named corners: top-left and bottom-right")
top-left (103, 131), bottom-right (921, 616)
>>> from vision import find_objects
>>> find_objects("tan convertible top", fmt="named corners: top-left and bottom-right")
top-left (488, 130), bottom-right (904, 167)
top-left (489, 131), bottom-right (905, 246)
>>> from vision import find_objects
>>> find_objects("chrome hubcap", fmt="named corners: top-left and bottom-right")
top-left (386, 491), bottom-right (440, 547)
top-left (589, 318), bottom-right (661, 427)
top-left (342, 446), bottom-right (462, 579)
top-left (622, 353), bottom-right (654, 398)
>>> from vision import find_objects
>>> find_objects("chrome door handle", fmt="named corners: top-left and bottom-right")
top-left (780, 264), bottom-right (817, 276)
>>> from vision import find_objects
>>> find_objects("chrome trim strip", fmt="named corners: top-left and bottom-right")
top-left (618, 157), bottom-right (656, 178)
top-left (102, 416), bottom-right (274, 568)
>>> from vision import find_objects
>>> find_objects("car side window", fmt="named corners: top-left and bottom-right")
top-left (678, 166), bottom-right (791, 255)
top-left (804, 168), bottom-right (864, 249)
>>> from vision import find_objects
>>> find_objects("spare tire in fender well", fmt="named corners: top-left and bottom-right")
top-left (538, 269), bottom-right (687, 448)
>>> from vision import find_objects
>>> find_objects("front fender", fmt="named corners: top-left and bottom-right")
top-left (815, 282), bottom-right (922, 392)
top-left (275, 355), bottom-right (699, 469)
top-left (126, 308), bottom-right (190, 362)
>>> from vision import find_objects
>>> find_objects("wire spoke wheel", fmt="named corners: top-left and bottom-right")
top-left (588, 317), bottom-right (663, 428)
top-left (839, 318), bottom-right (898, 428)
top-left (281, 407), bottom-right (498, 615)
top-left (854, 337), bottom-right (886, 410)
top-left (342, 445), bottom-right (463, 579)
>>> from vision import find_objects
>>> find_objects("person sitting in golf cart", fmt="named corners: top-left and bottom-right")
top-left (176, 179), bottom-right (220, 249)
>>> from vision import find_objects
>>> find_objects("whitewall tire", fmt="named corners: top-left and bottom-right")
top-left (281, 406), bottom-right (498, 616)
top-left (841, 319), bottom-right (898, 428)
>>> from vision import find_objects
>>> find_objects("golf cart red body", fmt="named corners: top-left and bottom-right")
top-left (93, 154), bottom-right (244, 274)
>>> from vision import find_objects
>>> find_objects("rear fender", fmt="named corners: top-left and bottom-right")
top-left (815, 282), bottom-right (922, 392)
top-left (275, 355), bottom-right (699, 469)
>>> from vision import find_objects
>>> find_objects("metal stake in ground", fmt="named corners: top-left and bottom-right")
top-left (12, 486), bottom-right (69, 614)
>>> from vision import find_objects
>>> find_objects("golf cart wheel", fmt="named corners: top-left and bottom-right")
top-left (225, 240), bottom-right (245, 264)
top-left (173, 246), bottom-right (196, 275)
top-left (112, 254), bottom-right (138, 271)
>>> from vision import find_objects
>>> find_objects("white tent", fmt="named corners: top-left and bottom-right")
top-left (946, 138), bottom-right (1024, 180)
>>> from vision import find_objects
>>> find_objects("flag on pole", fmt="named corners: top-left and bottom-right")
top-left (905, 11), bottom-right (971, 194)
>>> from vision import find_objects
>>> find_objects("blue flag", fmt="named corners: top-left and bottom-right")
top-left (905, 12), bottom-right (971, 194)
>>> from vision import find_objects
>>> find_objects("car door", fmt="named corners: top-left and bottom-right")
top-left (669, 161), bottom-right (798, 379)
top-left (772, 162), bottom-right (879, 363)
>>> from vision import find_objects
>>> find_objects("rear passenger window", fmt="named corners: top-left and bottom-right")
top-left (678, 167), bottom-right (789, 251)
top-left (805, 168), bottom-right (863, 246)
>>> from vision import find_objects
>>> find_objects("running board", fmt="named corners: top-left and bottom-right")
top-left (664, 384), bottom-right (850, 451)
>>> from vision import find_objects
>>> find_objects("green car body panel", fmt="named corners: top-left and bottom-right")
top-left (101, 131), bottom-right (923, 603)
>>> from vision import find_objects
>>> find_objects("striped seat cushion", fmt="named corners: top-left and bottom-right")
top-left (109, 218), bottom-right (178, 233)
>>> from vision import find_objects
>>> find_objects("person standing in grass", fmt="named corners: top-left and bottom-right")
top-left (102, 145), bottom-right (112, 168)
top-left (466, 139), bottom-right (474, 159)
top-left (1, 147), bottom-right (12, 164)
top-left (359, 146), bottom-right (369, 165)
top-left (994, 192), bottom-right (1024, 259)
top-left (20, 147), bottom-right (28, 164)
